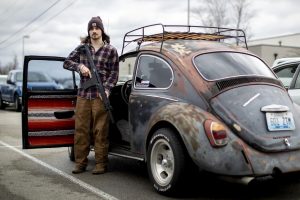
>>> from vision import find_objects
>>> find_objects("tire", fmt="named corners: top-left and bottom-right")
top-left (147, 128), bottom-right (188, 195)
top-left (14, 94), bottom-right (21, 112)
top-left (0, 94), bottom-right (7, 109)
top-left (68, 145), bottom-right (75, 162)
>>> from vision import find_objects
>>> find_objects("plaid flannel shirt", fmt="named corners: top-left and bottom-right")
top-left (63, 43), bottom-right (119, 99)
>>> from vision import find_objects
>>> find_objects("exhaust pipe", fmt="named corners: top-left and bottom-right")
top-left (218, 176), bottom-right (254, 185)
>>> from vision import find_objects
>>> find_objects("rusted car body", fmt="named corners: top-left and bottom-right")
top-left (22, 24), bottom-right (300, 195)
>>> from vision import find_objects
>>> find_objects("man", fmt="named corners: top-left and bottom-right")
top-left (63, 16), bottom-right (119, 174)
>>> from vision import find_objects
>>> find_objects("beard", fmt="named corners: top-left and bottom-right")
top-left (91, 33), bottom-right (101, 40)
top-left (90, 33), bottom-right (102, 40)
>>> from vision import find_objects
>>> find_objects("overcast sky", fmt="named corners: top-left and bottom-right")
top-left (0, 0), bottom-right (300, 67)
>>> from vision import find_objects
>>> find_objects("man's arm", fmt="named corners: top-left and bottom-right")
top-left (63, 45), bottom-right (83, 73)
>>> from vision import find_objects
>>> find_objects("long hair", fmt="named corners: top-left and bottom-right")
top-left (81, 31), bottom-right (110, 44)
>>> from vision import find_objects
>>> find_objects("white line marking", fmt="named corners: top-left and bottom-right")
top-left (243, 93), bottom-right (260, 107)
top-left (0, 140), bottom-right (119, 200)
top-left (0, 145), bottom-right (22, 148)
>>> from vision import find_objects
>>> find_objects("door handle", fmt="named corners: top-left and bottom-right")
top-left (54, 111), bottom-right (75, 119)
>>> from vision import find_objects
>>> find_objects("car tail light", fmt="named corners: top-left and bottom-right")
top-left (204, 120), bottom-right (228, 147)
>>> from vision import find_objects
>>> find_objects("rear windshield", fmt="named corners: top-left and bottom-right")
top-left (194, 52), bottom-right (275, 80)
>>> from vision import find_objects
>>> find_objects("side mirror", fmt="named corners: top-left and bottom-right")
top-left (284, 86), bottom-right (289, 91)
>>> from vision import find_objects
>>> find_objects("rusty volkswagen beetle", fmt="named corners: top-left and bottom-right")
top-left (22, 24), bottom-right (300, 195)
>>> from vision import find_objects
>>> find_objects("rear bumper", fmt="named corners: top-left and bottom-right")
top-left (244, 143), bottom-right (300, 176)
top-left (192, 137), bottom-right (300, 177)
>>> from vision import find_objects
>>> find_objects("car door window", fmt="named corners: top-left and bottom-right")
top-left (275, 65), bottom-right (297, 88)
top-left (28, 60), bottom-right (75, 90)
top-left (135, 55), bottom-right (173, 89)
top-left (118, 56), bottom-right (136, 84)
top-left (295, 71), bottom-right (300, 89)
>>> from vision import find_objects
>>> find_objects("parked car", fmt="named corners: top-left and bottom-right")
top-left (21, 24), bottom-right (300, 195)
top-left (272, 57), bottom-right (300, 67)
top-left (272, 60), bottom-right (300, 105)
top-left (0, 69), bottom-right (62, 111)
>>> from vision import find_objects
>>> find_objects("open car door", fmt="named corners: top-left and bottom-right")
top-left (22, 56), bottom-right (77, 149)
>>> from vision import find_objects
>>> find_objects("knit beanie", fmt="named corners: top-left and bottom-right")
top-left (87, 16), bottom-right (104, 33)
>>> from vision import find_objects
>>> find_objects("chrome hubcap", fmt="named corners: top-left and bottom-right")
top-left (150, 138), bottom-right (174, 186)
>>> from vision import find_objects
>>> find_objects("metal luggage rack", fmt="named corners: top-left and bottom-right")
top-left (121, 23), bottom-right (248, 55)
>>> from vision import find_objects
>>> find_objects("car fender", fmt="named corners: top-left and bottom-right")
top-left (147, 102), bottom-right (254, 175)
top-left (147, 102), bottom-right (208, 152)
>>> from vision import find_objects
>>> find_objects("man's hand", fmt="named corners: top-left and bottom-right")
top-left (105, 90), bottom-right (110, 98)
top-left (79, 64), bottom-right (92, 78)
top-left (98, 90), bottom-right (109, 101)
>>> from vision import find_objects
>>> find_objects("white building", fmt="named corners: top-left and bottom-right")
top-left (248, 33), bottom-right (300, 66)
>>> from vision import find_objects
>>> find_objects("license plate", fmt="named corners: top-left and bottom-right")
top-left (266, 112), bottom-right (295, 131)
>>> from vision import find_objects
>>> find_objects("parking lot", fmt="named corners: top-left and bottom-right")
top-left (2, 108), bottom-right (300, 199)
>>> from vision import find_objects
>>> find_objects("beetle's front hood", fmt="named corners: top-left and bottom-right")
top-left (210, 84), bottom-right (300, 152)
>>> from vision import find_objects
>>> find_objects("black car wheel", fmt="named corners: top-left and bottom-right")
top-left (147, 128), bottom-right (188, 195)
top-left (14, 94), bottom-right (21, 112)
top-left (68, 145), bottom-right (75, 162)
top-left (0, 94), bottom-right (6, 109)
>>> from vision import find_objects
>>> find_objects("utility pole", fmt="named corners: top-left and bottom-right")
top-left (187, 0), bottom-right (190, 26)
top-left (22, 35), bottom-right (30, 68)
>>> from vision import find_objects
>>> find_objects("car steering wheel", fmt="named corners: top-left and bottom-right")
top-left (121, 79), bottom-right (132, 104)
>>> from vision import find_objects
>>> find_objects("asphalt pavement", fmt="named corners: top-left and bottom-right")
top-left (2, 107), bottom-right (300, 200)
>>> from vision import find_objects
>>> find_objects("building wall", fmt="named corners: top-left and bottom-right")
top-left (247, 33), bottom-right (300, 66)
top-left (248, 33), bottom-right (300, 47)
top-left (248, 45), bottom-right (300, 66)
top-left (248, 45), bottom-right (262, 57)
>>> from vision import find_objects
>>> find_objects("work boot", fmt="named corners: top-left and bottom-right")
top-left (72, 165), bottom-right (86, 174)
top-left (92, 164), bottom-right (107, 175)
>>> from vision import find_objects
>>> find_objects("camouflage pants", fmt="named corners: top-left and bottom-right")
top-left (74, 96), bottom-right (109, 168)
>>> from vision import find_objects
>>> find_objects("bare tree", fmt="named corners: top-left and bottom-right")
top-left (0, 55), bottom-right (18, 74)
top-left (192, 0), bottom-right (229, 27)
top-left (192, 0), bottom-right (254, 39)
top-left (230, 0), bottom-right (254, 38)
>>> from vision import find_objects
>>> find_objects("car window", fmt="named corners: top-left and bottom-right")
top-left (135, 55), bottom-right (173, 89)
top-left (275, 65), bottom-right (297, 88)
top-left (28, 71), bottom-right (53, 82)
top-left (16, 72), bottom-right (23, 82)
top-left (295, 71), bottom-right (300, 89)
top-left (118, 56), bottom-right (136, 84)
top-left (0, 77), bottom-right (5, 84)
top-left (0, 75), bottom-right (7, 84)
top-left (194, 52), bottom-right (275, 81)
top-left (28, 60), bottom-right (74, 90)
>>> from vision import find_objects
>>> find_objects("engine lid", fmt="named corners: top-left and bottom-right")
top-left (210, 84), bottom-right (300, 152)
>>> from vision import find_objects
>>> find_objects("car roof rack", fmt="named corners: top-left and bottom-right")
top-left (121, 23), bottom-right (248, 55)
